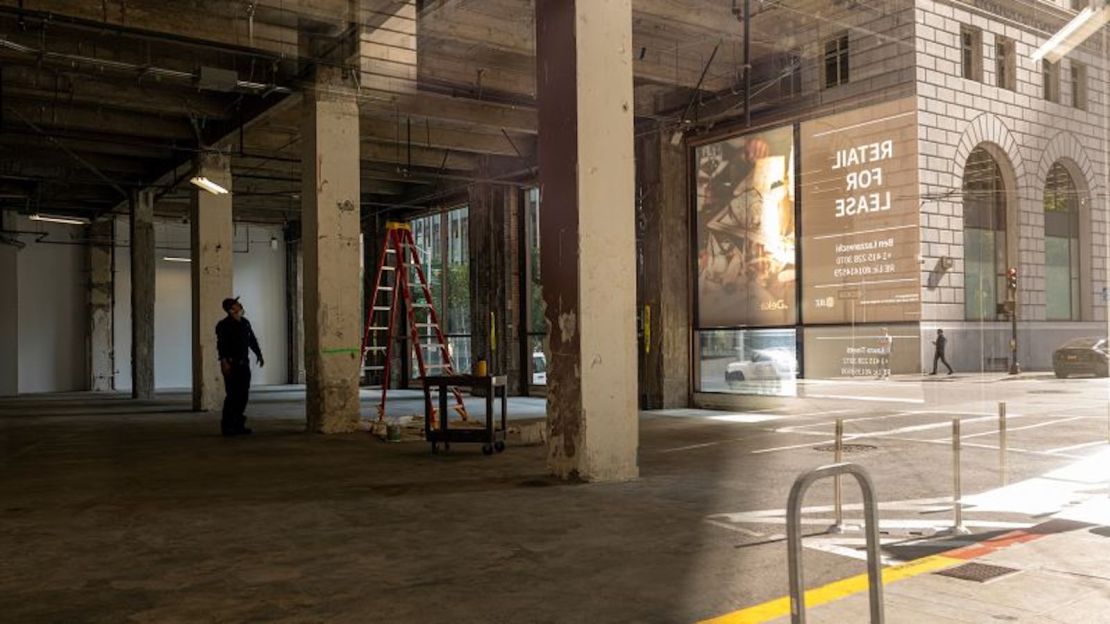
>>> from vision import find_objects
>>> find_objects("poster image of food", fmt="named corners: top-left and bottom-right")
top-left (696, 125), bottom-right (796, 327)
top-left (800, 97), bottom-right (922, 324)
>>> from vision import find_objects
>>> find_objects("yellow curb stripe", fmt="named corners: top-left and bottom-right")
top-left (699, 555), bottom-right (963, 624)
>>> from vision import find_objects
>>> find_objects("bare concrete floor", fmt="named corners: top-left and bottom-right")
top-left (2, 381), bottom-right (1108, 623)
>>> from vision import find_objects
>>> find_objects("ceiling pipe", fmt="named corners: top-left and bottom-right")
top-left (4, 105), bottom-right (130, 199)
top-left (0, 5), bottom-right (287, 64)
top-left (0, 37), bottom-right (293, 95)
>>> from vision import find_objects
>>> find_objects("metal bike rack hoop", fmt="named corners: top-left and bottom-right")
top-left (787, 462), bottom-right (884, 624)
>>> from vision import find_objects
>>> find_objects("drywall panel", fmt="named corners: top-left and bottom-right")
top-left (15, 215), bottom-right (88, 393)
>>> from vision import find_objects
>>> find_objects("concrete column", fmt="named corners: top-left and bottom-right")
top-left (468, 182), bottom-right (521, 393)
top-left (285, 222), bottom-right (306, 385)
top-left (88, 218), bottom-right (114, 392)
top-left (636, 126), bottom-right (691, 409)
top-left (0, 212), bottom-right (17, 396)
top-left (535, 0), bottom-right (638, 482)
top-left (130, 190), bottom-right (155, 399)
top-left (302, 66), bottom-right (362, 433)
top-left (190, 156), bottom-right (234, 412)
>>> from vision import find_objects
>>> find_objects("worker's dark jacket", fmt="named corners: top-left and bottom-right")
top-left (216, 316), bottom-right (262, 365)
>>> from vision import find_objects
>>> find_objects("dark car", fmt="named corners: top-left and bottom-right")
top-left (1052, 337), bottom-right (1109, 378)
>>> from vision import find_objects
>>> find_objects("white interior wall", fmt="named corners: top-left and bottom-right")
top-left (232, 226), bottom-right (288, 385)
top-left (114, 218), bottom-right (288, 390)
top-left (13, 214), bottom-right (88, 393)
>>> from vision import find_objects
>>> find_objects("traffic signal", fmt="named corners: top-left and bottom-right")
top-left (1007, 267), bottom-right (1018, 291)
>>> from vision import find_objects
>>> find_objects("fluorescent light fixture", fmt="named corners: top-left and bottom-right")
top-left (163, 256), bottom-right (192, 263)
top-left (189, 175), bottom-right (230, 196)
top-left (29, 213), bottom-right (90, 226)
top-left (1031, 4), bottom-right (1110, 63)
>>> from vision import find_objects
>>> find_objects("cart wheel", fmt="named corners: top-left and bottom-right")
top-left (494, 440), bottom-right (505, 453)
top-left (482, 444), bottom-right (493, 456)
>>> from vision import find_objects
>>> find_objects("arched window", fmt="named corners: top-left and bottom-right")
top-left (1044, 162), bottom-right (1081, 320)
top-left (963, 147), bottom-right (1008, 321)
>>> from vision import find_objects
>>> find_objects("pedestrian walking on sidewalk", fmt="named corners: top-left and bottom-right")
top-left (216, 297), bottom-right (264, 436)
top-left (877, 327), bottom-right (893, 379)
top-left (930, 328), bottom-right (953, 375)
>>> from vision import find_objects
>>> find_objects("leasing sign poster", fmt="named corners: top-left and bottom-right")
top-left (800, 97), bottom-right (921, 324)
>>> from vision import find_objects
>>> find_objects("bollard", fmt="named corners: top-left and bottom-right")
top-left (828, 419), bottom-right (846, 534)
top-left (998, 401), bottom-right (1008, 485)
top-left (946, 417), bottom-right (971, 535)
top-left (789, 463), bottom-right (885, 623)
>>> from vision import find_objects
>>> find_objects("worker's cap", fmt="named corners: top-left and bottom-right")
top-left (221, 297), bottom-right (240, 312)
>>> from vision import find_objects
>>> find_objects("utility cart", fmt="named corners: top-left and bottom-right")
top-left (422, 374), bottom-right (507, 455)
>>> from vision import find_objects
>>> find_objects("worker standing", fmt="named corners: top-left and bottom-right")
top-left (216, 297), bottom-right (264, 436)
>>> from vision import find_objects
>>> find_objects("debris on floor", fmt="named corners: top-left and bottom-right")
top-left (509, 421), bottom-right (546, 446)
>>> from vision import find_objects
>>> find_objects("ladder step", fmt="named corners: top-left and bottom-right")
top-left (377, 286), bottom-right (394, 292)
top-left (418, 343), bottom-right (443, 349)
top-left (363, 366), bottom-right (386, 371)
top-left (373, 306), bottom-right (391, 311)
top-left (365, 346), bottom-right (387, 352)
top-left (382, 266), bottom-right (396, 271)
top-left (368, 326), bottom-right (389, 331)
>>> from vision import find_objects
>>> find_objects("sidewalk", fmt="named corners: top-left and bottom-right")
top-left (770, 512), bottom-right (1110, 623)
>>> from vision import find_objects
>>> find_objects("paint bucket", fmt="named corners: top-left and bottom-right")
top-left (386, 423), bottom-right (402, 442)
top-left (476, 359), bottom-right (488, 377)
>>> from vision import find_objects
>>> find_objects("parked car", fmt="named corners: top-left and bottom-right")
top-left (1052, 337), bottom-right (1109, 379)
top-left (725, 348), bottom-right (797, 386)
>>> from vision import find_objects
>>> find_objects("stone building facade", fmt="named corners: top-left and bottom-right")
top-left (681, 0), bottom-right (1110, 407)
top-left (914, 0), bottom-right (1109, 371)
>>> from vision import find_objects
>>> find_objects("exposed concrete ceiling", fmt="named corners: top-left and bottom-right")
top-left (0, 0), bottom-right (908, 224)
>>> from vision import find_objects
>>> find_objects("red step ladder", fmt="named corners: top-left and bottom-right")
top-left (362, 221), bottom-right (468, 422)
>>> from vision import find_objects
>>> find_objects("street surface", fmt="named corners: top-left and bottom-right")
top-left (665, 372), bottom-right (1110, 621)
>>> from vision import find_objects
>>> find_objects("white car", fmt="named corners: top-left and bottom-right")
top-left (725, 348), bottom-right (797, 386)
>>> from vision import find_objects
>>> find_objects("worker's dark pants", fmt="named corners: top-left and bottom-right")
top-left (222, 361), bottom-right (252, 433)
top-left (932, 352), bottom-right (953, 374)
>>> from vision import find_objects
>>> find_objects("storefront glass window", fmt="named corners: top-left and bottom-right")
top-left (1044, 163), bottom-right (1080, 321)
top-left (962, 147), bottom-right (1007, 321)
top-left (525, 187), bottom-right (546, 388)
top-left (408, 207), bottom-right (471, 378)
top-left (446, 207), bottom-right (471, 372)
top-left (696, 329), bottom-right (797, 396)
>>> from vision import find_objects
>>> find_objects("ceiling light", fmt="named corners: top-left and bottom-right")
top-left (163, 256), bottom-right (192, 263)
top-left (190, 175), bottom-right (230, 196)
top-left (1031, 4), bottom-right (1110, 63)
top-left (29, 213), bottom-right (90, 226)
